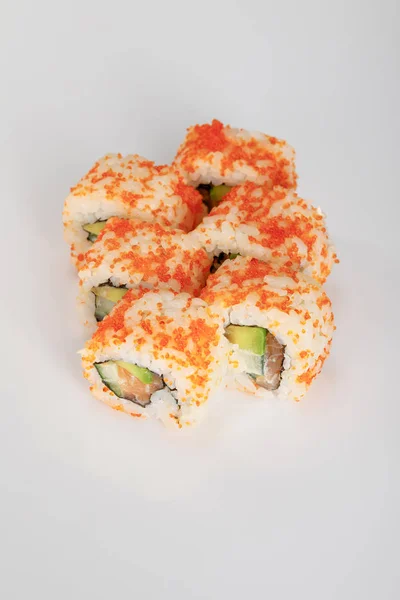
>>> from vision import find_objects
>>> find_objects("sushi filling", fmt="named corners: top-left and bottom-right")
top-left (95, 361), bottom-right (164, 407)
top-left (197, 184), bottom-right (232, 211)
top-left (225, 325), bottom-right (285, 391)
top-left (92, 283), bottom-right (128, 321)
top-left (210, 252), bottom-right (240, 273)
top-left (83, 220), bottom-right (108, 242)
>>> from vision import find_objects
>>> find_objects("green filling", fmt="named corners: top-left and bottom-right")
top-left (240, 353), bottom-right (265, 376)
top-left (225, 325), bottom-right (285, 388)
top-left (116, 361), bottom-right (154, 384)
top-left (92, 286), bottom-right (128, 303)
top-left (95, 362), bottom-right (123, 397)
top-left (94, 361), bottom-right (161, 407)
top-left (92, 286), bottom-right (128, 322)
top-left (94, 296), bottom-right (115, 322)
top-left (95, 360), bottom-right (154, 396)
top-left (209, 184), bottom-right (232, 208)
top-left (197, 184), bottom-right (233, 212)
top-left (225, 325), bottom-right (267, 376)
top-left (83, 220), bottom-right (108, 242)
top-left (225, 325), bottom-right (266, 355)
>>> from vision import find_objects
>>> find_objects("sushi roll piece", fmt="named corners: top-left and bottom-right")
top-left (81, 288), bottom-right (228, 427)
top-left (77, 217), bottom-right (212, 329)
top-left (200, 256), bottom-right (335, 402)
top-left (63, 154), bottom-right (204, 266)
top-left (193, 183), bottom-right (338, 284)
top-left (173, 119), bottom-right (297, 211)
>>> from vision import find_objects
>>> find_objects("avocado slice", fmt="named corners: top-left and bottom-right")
top-left (92, 286), bottom-right (128, 321)
top-left (95, 361), bottom-right (155, 391)
top-left (92, 286), bottom-right (128, 303)
top-left (116, 361), bottom-right (154, 384)
top-left (83, 220), bottom-right (108, 242)
top-left (225, 325), bottom-right (266, 356)
top-left (209, 185), bottom-right (232, 208)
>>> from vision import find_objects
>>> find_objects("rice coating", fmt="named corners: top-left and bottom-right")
top-left (63, 154), bottom-right (204, 265)
top-left (193, 183), bottom-right (338, 284)
top-left (173, 119), bottom-right (297, 188)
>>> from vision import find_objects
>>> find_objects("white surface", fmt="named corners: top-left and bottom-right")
top-left (1, 1), bottom-right (399, 598)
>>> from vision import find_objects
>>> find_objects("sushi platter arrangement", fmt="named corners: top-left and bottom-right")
top-left (63, 119), bottom-right (338, 428)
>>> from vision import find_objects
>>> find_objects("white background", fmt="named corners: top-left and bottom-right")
top-left (1, 1), bottom-right (399, 598)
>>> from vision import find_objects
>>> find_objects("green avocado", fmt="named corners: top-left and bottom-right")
top-left (224, 325), bottom-right (266, 356)
top-left (95, 360), bottom-right (154, 391)
top-left (209, 185), bottom-right (232, 208)
top-left (92, 286), bottom-right (128, 303)
top-left (116, 361), bottom-right (154, 384)
top-left (83, 220), bottom-right (108, 241)
top-left (224, 325), bottom-right (267, 376)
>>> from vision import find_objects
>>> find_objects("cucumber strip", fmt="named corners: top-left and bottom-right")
top-left (237, 351), bottom-right (265, 376)
top-left (93, 287), bottom-right (128, 321)
top-left (94, 362), bottom-right (123, 397)
top-left (94, 296), bottom-right (116, 322)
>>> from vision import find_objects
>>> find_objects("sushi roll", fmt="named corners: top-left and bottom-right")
top-left (200, 256), bottom-right (334, 402)
top-left (173, 119), bottom-right (297, 211)
top-left (77, 217), bottom-right (212, 329)
top-left (63, 154), bottom-right (204, 265)
top-left (81, 288), bottom-right (228, 427)
top-left (193, 183), bottom-right (338, 284)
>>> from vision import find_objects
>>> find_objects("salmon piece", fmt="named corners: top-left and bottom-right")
top-left (255, 332), bottom-right (285, 391)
